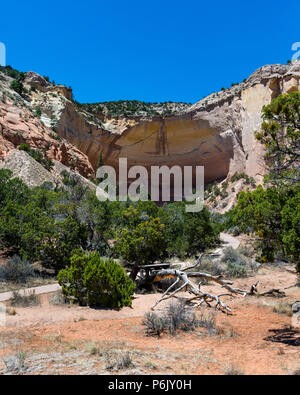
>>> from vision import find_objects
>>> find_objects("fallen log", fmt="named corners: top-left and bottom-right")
top-left (151, 254), bottom-right (254, 314)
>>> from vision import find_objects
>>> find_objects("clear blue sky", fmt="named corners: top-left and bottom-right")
top-left (1, 0), bottom-right (299, 104)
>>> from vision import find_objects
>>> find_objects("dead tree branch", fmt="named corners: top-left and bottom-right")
top-left (151, 255), bottom-right (253, 314)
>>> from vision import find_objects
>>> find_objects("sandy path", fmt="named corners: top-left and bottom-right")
top-left (213, 232), bottom-right (240, 257)
top-left (0, 283), bottom-right (61, 302)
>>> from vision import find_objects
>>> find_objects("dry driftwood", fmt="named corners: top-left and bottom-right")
top-left (151, 254), bottom-right (254, 314)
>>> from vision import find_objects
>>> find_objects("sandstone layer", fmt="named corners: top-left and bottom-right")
top-left (0, 71), bottom-right (94, 179)
top-left (38, 62), bottom-right (300, 186)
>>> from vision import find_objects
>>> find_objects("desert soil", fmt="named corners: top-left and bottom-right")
top-left (0, 263), bottom-right (299, 375)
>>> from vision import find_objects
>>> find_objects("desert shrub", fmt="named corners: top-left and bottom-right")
top-left (221, 247), bottom-right (249, 278)
top-left (84, 342), bottom-right (100, 356)
top-left (60, 170), bottom-right (78, 187)
top-left (0, 255), bottom-right (34, 283)
top-left (226, 262), bottom-right (248, 278)
top-left (34, 108), bottom-right (42, 118)
top-left (58, 251), bottom-right (136, 308)
top-left (10, 290), bottom-right (40, 307)
top-left (105, 351), bottom-right (134, 371)
top-left (18, 144), bottom-right (54, 171)
top-left (2, 352), bottom-right (27, 373)
top-left (272, 302), bottom-right (293, 317)
top-left (221, 247), bottom-right (242, 264)
top-left (10, 79), bottom-right (24, 95)
top-left (143, 303), bottom-right (218, 337)
top-left (143, 312), bottom-right (166, 337)
top-left (197, 308), bottom-right (218, 335)
top-left (197, 259), bottom-right (224, 277)
top-left (224, 365), bottom-right (244, 375)
top-left (49, 291), bottom-right (68, 305)
top-left (237, 245), bottom-right (255, 258)
top-left (227, 226), bottom-right (241, 236)
top-left (165, 302), bottom-right (200, 335)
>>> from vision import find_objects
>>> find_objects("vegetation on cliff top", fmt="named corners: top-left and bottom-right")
top-left (78, 100), bottom-right (191, 118)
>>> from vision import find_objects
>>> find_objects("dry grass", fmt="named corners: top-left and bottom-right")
top-left (84, 342), bottom-right (100, 356)
top-left (224, 364), bottom-right (244, 375)
top-left (104, 351), bottom-right (134, 371)
top-left (9, 290), bottom-right (40, 307)
top-left (272, 301), bottom-right (293, 317)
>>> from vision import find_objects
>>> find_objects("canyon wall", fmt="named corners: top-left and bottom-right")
top-left (1, 61), bottom-right (300, 190)
top-left (52, 62), bottom-right (300, 185)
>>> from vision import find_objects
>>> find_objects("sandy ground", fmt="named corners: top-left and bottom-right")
top-left (0, 264), bottom-right (299, 375)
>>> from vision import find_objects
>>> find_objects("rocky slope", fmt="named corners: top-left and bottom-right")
top-left (0, 149), bottom-right (96, 190)
top-left (0, 70), bottom-right (94, 180)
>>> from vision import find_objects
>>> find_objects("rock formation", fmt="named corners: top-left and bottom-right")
top-left (0, 71), bottom-right (94, 179)
top-left (30, 62), bottom-right (300, 187)
top-left (1, 61), bottom-right (300, 199)
top-left (0, 149), bottom-right (96, 191)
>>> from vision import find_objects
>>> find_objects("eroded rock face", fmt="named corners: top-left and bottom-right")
top-left (0, 149), bottom-right (96, 191)
top-left (2, 62), bottom-right (300, 194)
top-left (51, 61), bottom-right (300, 186)
top-left (0, 149), bottom-right (58, 187)
top-left (25, 72), bottom-right (50, 89)
top-left (0, 91), bottom-right (94, 179)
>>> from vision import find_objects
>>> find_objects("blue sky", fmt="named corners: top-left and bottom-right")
top-left (0, 0), bottom-right (299, 103)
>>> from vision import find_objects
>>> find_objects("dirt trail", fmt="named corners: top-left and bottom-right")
top-left (0, 283), bottom-right (61, 302)
top-left (214, 232), bottom-right (240, 256)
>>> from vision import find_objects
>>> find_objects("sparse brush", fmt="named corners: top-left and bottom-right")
top-left (237, 245), bottom-right (255, 258)
top-left (198, 259), bottom-right (224, 277)
top-left (105, 351), bottom-right (134, 371)
top-left (10, 290), bottom-right (40, 307)
top-left (224, 364), bottom-right (244, 375)
top-left (226, 262), bottom-right (248, 278)
top-left (166, 302), bottom-right (199, 335)
top-left (197, 308), bottom-right (218, 335)
top-left (143, 312), bottom-right (166, 337)
top-left (221, 247), bottom-right (251, 278)
top-left (0, 255), bottom-right (35, 284)
top-left (222, 247), bottom-right (243, 264)
top-left (49, 291), bottom-right (68, 305)
top-left (84, 342), bottom-right (99, 356)
top-left (143, 302), bottom-right (219, 337)
top-left (2, 351), bottom-right (27, 373)
top-left (272, 302), bottom-right (293, 317)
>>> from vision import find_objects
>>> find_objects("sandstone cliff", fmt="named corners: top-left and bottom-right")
top-left (1, 62), bottom-right (300, 202)
top-left (26, 62), bottom-right (300, 187)
top-left (0, 70), bottom-right (94, 180)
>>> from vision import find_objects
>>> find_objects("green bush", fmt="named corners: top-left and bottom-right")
top-left (10, 79), bottom-right (24, 95)
top-left (228, 185), bottom-right (300, 265)
top-left (115, 215), bottom-right (167, 268)
top-left (58, 251), bottom-right (136, 308)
